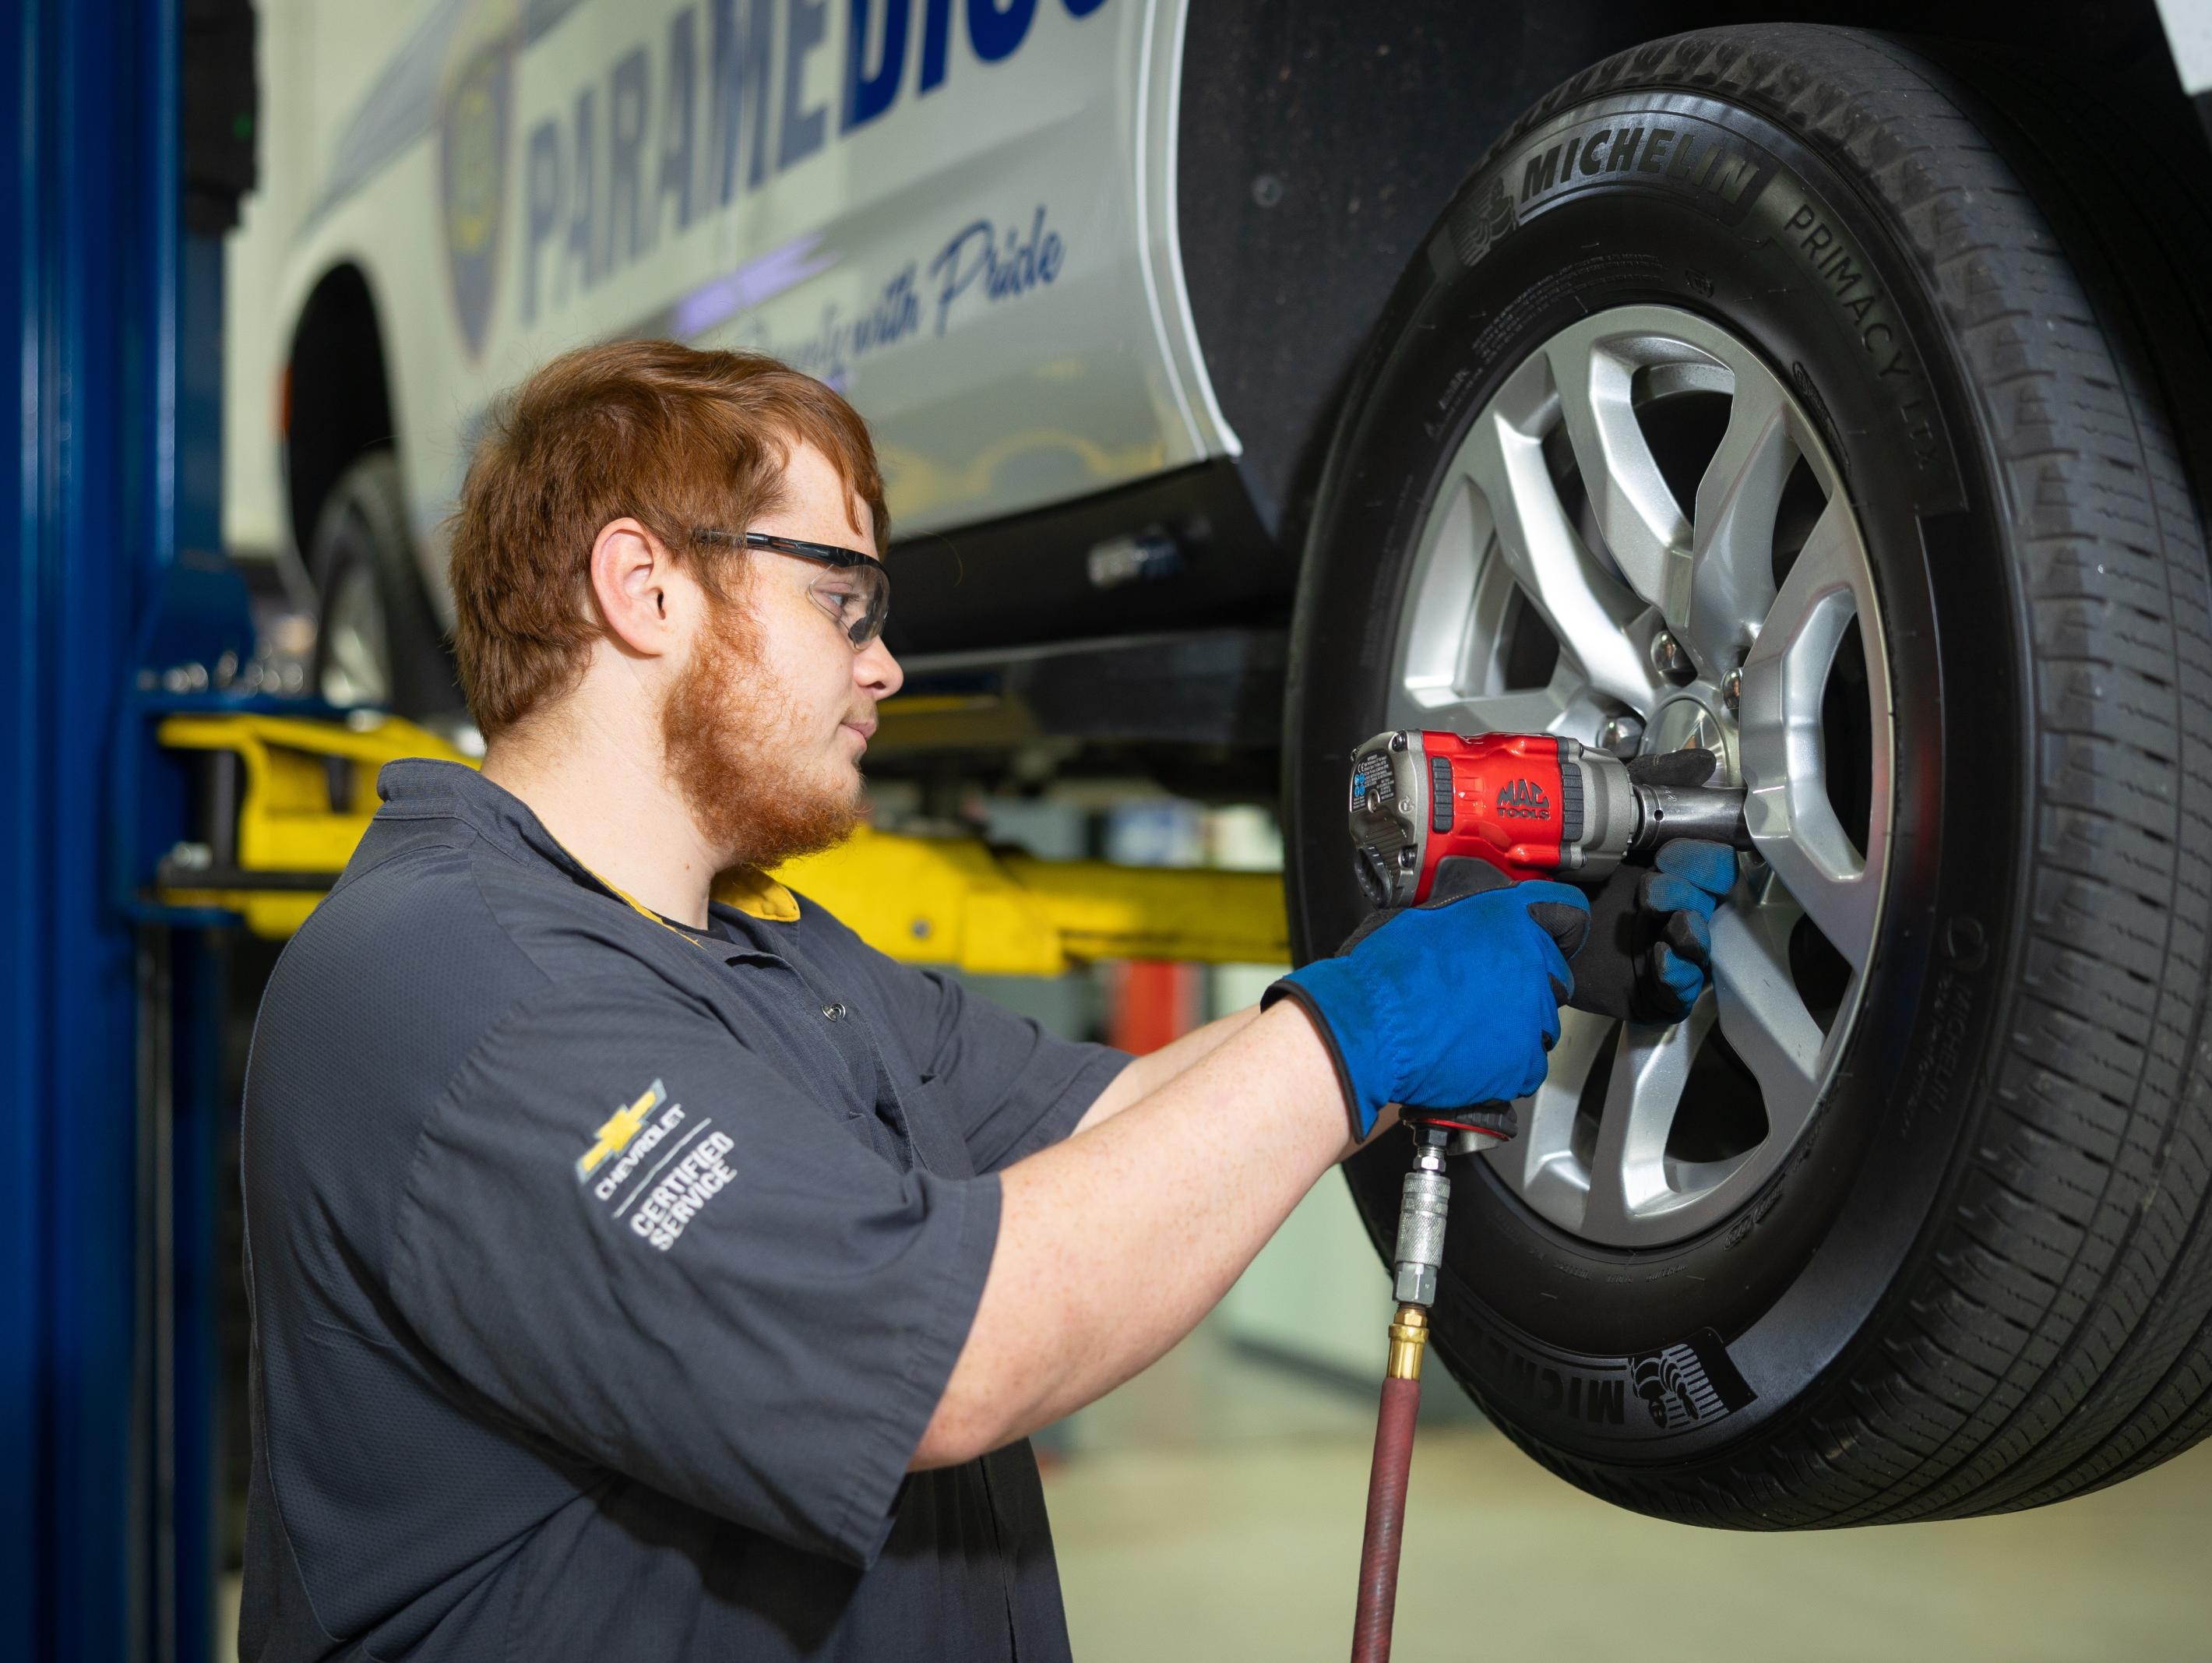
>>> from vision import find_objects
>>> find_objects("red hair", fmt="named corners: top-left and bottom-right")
top-left (448, 339), bottom-right (887, 737)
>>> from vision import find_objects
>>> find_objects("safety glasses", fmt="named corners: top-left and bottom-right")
top-left (691, 529), bottom-right (891, 648)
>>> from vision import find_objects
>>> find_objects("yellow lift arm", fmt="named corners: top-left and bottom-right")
top-left (153, 710), bottom-right (1288, 974)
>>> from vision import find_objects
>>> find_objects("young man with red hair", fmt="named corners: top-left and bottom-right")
top-left (238, 341), bottom-right (1612, 1660)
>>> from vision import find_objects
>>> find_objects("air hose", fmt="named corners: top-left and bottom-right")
top-left (1351, 1303), bottom-right (1428, 1663)
top-left (1349, 1123), bottom-right (1456, 1663)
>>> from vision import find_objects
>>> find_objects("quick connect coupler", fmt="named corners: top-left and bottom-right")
top-left (1391, 1127), bottom-right (1452, 1308)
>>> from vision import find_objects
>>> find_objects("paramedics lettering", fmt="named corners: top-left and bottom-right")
top-left (517, 0), bottom-right (1108, 324)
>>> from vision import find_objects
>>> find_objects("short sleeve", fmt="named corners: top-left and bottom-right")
top-left (874, 964), bottom-right (1129, 1173)
top-left (386, 976), bottom-right (998, 1566)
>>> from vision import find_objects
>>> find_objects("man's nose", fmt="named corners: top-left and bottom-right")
top-left (856, 636), bottom-right (903, 699)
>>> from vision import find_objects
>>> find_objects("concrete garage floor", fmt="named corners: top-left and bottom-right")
top-left (1044, 1320), bottom-right (2212, 1662)
top-left (212, 1314), bottom-right (2212, 1660)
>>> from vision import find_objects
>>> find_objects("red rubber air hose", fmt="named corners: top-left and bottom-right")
top-left (1351, 1305), bottom-right (1428, 1663)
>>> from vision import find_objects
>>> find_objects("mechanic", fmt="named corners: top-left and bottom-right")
top-left (238, 340), bottom-right (1723, 1661)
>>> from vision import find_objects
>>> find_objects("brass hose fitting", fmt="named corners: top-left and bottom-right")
top-left (1386, 1303), bottom-right (1429, 1382)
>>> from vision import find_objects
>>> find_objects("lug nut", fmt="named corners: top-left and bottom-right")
top-left (1650, 630), bottom-right (1690, 680)
top-left (1597, 713), bottom-right (1645, 759)
top-left (1721, 666), bottom-right (1743, 716)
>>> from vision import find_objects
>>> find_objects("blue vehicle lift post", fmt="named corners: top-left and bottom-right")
top-left (4, 0), bottom-right (237, 1658)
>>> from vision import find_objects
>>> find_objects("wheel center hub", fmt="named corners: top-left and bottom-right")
top-left (1647, 692), bottom-right (1737, 784)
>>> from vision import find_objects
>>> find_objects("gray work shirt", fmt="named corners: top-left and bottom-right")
top-left (240, 759), bottom-right (1127, 1661)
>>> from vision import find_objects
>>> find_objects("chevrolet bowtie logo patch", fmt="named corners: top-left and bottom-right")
top-left (576, 1080), bottom-right (667, 1181)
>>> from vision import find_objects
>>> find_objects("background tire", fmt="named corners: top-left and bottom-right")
top-left (1284, 24), bottom-right (2212, 1526)
top-left (308, 449), bottom-right (461, 721)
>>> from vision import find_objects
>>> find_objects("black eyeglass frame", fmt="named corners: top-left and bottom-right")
top-left (690, 528), bottom-right (891, 647)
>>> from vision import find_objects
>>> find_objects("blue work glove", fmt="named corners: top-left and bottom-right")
top-left (1264, 872), bottom-right (1590, 1136)
top-left (1569, 747), bottom-right (1738, 1024)
top-left (1567, 749), bottom-right (1738, 1025)
top-left (1640, 839), bottom-right (1738, 1013)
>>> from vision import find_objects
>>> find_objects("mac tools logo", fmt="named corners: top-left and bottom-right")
top-left (1495, 778), bottom-right (1551, 820)
top-left (439, 19), bottom-right (516, 362)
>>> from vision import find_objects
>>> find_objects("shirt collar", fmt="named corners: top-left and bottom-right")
top-left (375, 758), bottom-right (801, 925)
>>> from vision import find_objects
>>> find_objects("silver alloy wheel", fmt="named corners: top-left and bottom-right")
top-left (319, 556), bottom-right (394, 710)
top-left (1386, 305), bottom-right (1894, 1249)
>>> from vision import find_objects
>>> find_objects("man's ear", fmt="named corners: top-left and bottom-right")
top-left (588, 518), bottom-right (682, 657)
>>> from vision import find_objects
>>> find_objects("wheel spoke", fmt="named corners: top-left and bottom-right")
top-left (1484, 1006), bottom-right (1614, 1214)
top-left (1546, 332), bottom-right (1687, 611)
top-left (1580, 1009), bottom-right (1708, 1244)
top-left (1710, 894), bottom-right (1826, 1147)
top-left (1392, 470), bottom-right (1489, 717)
top-left (321, 564), bottom-right (392, 709)
top-left (1458, 400), bottom-right (1664, 717)
top-left (1677, 369), bottom-right (1796, 670)
top-left (1738, 495), bottom-right (1886, 970)
top-left (1390, 474), bottom-right (1597, 737)
top-left (1411, 683), bottom-right (1574, 738)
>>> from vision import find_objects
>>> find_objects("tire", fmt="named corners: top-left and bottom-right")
top-left (1283, 24), bottom-right (2212, 1527)
top-left (308, 450), bottom-right (461, 721)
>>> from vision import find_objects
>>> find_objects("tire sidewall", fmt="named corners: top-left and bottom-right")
top-left (1286, 86), bottom-right (2031, 1462)
top-left (310, 450), bottom-right (459, 719)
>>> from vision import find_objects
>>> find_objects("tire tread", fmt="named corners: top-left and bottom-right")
top-left (1466, 23), bottom-right (2212, 1527)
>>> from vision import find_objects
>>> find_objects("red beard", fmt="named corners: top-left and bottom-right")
top-left (660, 596), bottom-right (862, 872)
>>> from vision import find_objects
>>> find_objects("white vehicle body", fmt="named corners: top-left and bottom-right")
top-left (2164, 0), bottom-right (2212, 95)
top-left (245, 0), bottom-right (1231, 619)
top-left (236, 0), bottom-right (2212, 719)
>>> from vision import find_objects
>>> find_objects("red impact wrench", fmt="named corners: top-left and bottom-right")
top-left (1345, 729), bottom-right (1753, 1663)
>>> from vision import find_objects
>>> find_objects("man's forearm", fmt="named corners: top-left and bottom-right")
top-left (1073, 1005), bottom-right (1264, 1133)
top-left (912, 1002), bottom-right (1363, 1468)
